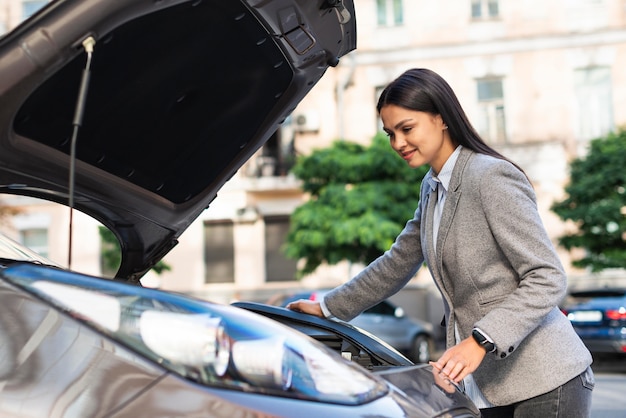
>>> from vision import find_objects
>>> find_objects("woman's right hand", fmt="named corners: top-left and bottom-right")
top-left (285, 299), bottom-right (324, 317)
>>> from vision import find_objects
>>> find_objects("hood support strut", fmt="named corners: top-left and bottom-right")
top-left (68, 37), bottom-right (96, 269)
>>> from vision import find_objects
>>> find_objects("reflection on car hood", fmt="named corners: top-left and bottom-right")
top-left (376, 365), bottom-right (481, 417)
top-left (0, 0), bottom-right (356, 282)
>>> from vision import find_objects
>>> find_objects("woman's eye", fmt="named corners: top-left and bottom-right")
top-left (402, 126), bottom-right (412, 133)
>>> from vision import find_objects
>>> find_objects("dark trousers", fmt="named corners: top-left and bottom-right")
top-left (480, 367), bottom-right (594, 418)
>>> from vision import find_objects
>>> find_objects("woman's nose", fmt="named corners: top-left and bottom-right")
top-left (392, 135), bottom-right (406, 150)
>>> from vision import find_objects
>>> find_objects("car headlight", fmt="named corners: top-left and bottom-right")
top-left (6, 266), bottom-right (388, 406)
top-left (230, 335), bottom-right (292, 389)
top-left (134, 304), bottom-right (386, 405)
top-left (139, 311), bottom-right (231, 376)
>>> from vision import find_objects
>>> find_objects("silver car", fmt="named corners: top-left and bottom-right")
top-left (0, 0), bottom-right (479, 416)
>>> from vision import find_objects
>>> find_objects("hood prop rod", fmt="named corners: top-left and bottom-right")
top-left (68, 36), bottom-right (96, 269)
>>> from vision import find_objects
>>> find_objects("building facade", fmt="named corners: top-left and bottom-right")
top-left (2, 0), bottom-right (626, 304)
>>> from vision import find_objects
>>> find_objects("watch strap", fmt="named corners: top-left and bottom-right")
top-left (472, 328), bottom-right (496, 353)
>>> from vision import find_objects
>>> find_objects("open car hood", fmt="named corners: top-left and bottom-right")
top-left (0, 0), bottom-right (356, 282)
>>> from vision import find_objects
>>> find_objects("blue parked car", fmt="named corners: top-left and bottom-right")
top-left (562, 287), bottom-right (626, 356)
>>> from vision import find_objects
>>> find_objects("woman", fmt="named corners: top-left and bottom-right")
top-left (287, 68), bottom-right (594, 417)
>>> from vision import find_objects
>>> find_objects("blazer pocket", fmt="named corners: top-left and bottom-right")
top-left (477, 295), bottom-right (507, 315)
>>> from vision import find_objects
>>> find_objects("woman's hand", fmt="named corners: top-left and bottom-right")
top-left (285, 299), bottom-right (324, 317)
top-left (430, 336), bottom-right (487, 383)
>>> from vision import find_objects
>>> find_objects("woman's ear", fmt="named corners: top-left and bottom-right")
top-left (435, 114), bottom-right (447, 130)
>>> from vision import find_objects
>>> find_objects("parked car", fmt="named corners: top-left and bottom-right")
top-left (562, 287), bottom-right (626, 356)
top-left (0, 0), bottom-right (480, 416)
top-left (272, 290), bottom-right (435, 364)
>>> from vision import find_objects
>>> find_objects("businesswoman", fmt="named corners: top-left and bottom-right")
top-left (287, 68), bottom-right (594, 417)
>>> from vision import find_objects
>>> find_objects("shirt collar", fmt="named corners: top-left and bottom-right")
top-left (426, 145), bottom-right (462, 193)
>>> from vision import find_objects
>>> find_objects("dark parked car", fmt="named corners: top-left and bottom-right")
top-left (273, 290), bottom-right (435, 364)
top-left (0, 0), bottom-right (480, 416)
top-left (562, 287), bottom-right (626, 356)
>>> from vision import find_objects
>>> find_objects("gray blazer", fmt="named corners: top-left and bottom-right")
top-left (324, 147), bottom-right (592, 406)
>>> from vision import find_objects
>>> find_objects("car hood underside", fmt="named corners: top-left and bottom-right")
top-left (0, 0), bottom-right (356, 282)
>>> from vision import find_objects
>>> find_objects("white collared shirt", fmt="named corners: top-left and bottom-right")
top-left (426, 145), bottom-right (462, 253)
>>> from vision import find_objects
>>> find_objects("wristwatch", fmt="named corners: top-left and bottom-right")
top-left (472, 328), bottom-right (496, 353)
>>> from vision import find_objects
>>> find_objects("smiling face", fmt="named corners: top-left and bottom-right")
top-left (380, 104), bottom-right (456, 174)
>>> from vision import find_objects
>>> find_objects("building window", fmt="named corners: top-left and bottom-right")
top-left (476, 77), bottom-right (506, 143)
top-left (19, 228), bottom-right (48, 257)
top-left (204, 221), bottom-right (234, 284)
top-left (244, 130), bottom-right (295, 178)
top-left (261, 130), bottom-right (295, 177)
top-left (264, 216), bottom-right (297, 282)
top-left (574, 67), bottom-right (613, 142)
top-left (471, 0), bottom-right (499, 19)
top-left (22, 0), bottom-right (48, 21)
top-left (376, 0), bottom-right (403, 27)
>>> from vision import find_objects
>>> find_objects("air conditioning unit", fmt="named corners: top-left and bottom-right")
top-left (293, 111), bottom-right (320, 132)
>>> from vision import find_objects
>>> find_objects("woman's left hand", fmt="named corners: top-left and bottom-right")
top-left (429, 337), bottom-right (487, 383)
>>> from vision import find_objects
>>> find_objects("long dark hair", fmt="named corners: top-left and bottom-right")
top-left (377, 68), bottom-right (524, 173)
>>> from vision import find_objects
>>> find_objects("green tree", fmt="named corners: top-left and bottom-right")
top-left (284, 133), bottom-right (428, 277)
top-left (551, 128), bottom-right (626, 271)
top-left (99, 226), bottom-right (171, 277)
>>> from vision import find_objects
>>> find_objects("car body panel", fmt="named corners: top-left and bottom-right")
top-left (0, 0), bottom-right (356, 282)
top-left (0, 276), bottom-right (169, 416)
top-left (115, 364), bottom-right (480, 418)
top-left (113, 373), bottom-right (424, 418)
top-left (563, 288), bottom-right (626, 355)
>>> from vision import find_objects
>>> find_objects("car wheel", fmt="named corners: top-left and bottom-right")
top-left (410, 334), bottom-right (432, 364)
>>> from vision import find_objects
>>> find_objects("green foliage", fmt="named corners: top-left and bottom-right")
top-left (285, 133), bottom-right (428, 277)
top-left (98, 226), bottom-right (172, 277)
top-left (551, 128), bottom-right (626, 271)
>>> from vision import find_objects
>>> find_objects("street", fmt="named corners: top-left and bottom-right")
top-left (591, 359), bottom-right (626, 418)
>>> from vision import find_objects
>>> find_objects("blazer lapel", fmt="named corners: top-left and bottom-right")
top-left (422, 175), bottom-right (450, 305)
top-left (423, 148), bottom-right (475, 348)
top-left (436, 148), bottom-right (472, 253)
top-left (433, 148), bottom-right (473, 294)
